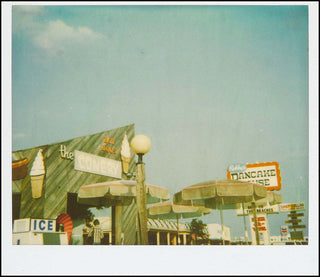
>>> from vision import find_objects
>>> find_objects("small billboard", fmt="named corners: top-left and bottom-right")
top-left (227, 161), bottom-right (281, 191)
top-left (280, 203), bottom-right (305, 212)
top-left (236, 202), bottom-right (280, 215)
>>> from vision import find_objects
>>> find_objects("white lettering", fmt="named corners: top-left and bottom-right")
top-left (59, 145), bottom-right (74, 161)
top-left (74, 150), bottom-right (121, 179)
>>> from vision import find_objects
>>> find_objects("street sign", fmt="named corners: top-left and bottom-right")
top-left (288, 225), bottom-right (306, 229)
top-left (236, 202), bottom-right (280, 215)
top-left (287, 213), bottom-right (304, 217)
top-left (285, 219), bottom-right (302, 224)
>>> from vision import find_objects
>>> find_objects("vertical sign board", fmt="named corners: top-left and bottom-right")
top-left (249, 214), bottom-right (270, 245)
top-left (227, 162), bottom-right (281, 191)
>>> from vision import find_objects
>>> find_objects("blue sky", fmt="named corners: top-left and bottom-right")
top-left (3, 2), bottom-right (319, 275)
top-left (10, 4), bottom-right (310, 237)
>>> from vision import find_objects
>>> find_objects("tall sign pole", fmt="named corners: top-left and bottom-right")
top-left (251, 202), bottom-right (260, 245)
top-left (136, 158), bottom-right (149, 245)
top-left (131, 135), bottom-right (151, 245)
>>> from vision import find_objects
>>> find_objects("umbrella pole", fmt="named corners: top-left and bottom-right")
top-left (111, 205), bottom-right (123, 245)
top-left (242, 203), bottom-right (249, 245)
top-left (176, 214), bottom-right (179, 245)
top-left (219, 198), bottom-right (225, 245)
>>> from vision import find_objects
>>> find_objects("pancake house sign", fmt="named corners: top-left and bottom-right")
top-left (227, 162), bottom-right (281, 191)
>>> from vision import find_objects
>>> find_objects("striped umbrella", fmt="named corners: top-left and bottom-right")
top-left (77, 180), bottom-right (170, 245)
top-left (148, 200), bottom-right (210, 245)
top-left (56, 213), bottom-right (73, 244)
top-left (77, 180), bottom-right (170, 206)
top-left (174, 179), bottom-right (267, 245)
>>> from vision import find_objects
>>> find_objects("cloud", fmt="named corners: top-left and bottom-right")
top-left (13, 6), bottom-right (104, 55)
top-left (32, 19), bottom-right (103, 54)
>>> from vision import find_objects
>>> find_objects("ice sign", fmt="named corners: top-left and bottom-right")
top-left (30, 219), bottom-right (56, 233)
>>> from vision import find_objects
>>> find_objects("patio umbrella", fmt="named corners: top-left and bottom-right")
top-left (256, 191), bottom-right (283, 206)
top-left (173, 179), bottom-right (267, 245)
top-left (148, 200), bottom-right (211, 245)
top-left (77, 180), bottom-right (170, 245)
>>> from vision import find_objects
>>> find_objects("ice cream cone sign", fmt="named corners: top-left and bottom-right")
top-left (30, 149), bottom-right (46, 198)
top-left (121, 133), bottom-right (131, 174)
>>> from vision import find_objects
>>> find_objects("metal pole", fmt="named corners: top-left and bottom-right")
top-left (251, 201), bottom-right (260, 245)
top-left (242, 203), bottom-right (249, 245)
top-left (136, 155), bottom-right (149, 245)
top-left (219, 198), bottom-right (225, 245)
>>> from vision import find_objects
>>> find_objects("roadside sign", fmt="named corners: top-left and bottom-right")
top-left (249, 214), bottom-right (270, 245)
top-left (30, 219), bottom-right (56, 232)
top-left (227, 161), bottom-right (281, 191)
top-left (236, 202), bottom-right (280, 215)
top-left (280, 203), bottom-right (305, 212)
top-left (289, 225), bottom-right (306, 229)
top-left (287, 213), bottom-right (304, 217)
top-left (285, 219), bottom-right (302, 224)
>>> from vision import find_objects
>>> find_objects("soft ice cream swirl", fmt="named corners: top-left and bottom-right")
top-left (121, 133), bottom-right (131, 158)
top-left (30, 149), bottom-right (45, 176)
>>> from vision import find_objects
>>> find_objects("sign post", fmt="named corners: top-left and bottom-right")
top-left (280, 203), bottom-right (306, 242)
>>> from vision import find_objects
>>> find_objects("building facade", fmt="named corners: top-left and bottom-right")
top-left (12, 124), bottom-right (138, 244)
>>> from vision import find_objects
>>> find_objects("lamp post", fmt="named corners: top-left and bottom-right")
top-left (131, 134), bottom-right (151, 245)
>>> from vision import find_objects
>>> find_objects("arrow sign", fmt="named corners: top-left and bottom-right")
top-left (285, 219), bottom-right (302, 224)
top-left (289, 225), bottom-right (306, 229)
